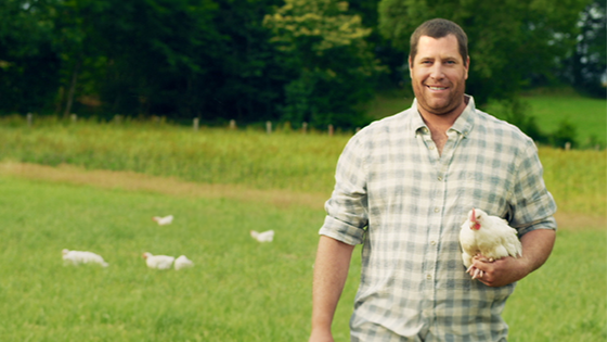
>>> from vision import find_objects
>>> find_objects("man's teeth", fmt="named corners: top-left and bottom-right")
top-left (429, 86), bottom-right (447, 90)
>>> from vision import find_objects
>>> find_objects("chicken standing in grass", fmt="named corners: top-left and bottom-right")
top-left (459, 208), bottom-right (522, 279)
top-left (142, 252), bottom-right (175, 270)
top-left (152, 215), bottom-right (174, 226)
top-left (250, 230), bottom-right (274, 242)
top-left (62, 249), bottom-right (109, 267)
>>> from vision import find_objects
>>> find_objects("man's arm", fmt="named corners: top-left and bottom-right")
top-left (471, 228), bottom-right (556, 287)
top-left (309, 235), bottom-right (356, 342)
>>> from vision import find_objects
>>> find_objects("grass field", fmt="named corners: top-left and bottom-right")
top-left (0, 95), bottom-right (606, 341)
top-left (0, 117), bottom-right (605, 217)
top-left (0, 171), bottom-right (605, 341)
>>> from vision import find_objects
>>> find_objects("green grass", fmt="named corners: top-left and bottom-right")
top-left (0, 118), bottom-right (344, 194)
top-left (0, 116), bottom-right (605, 216)
top-left (0, 177), bottom-right (323, 341)
top-left (0, 90), bottom-right (605, 341)
top-left (0, 175), bottom-right (605, 341)
top-left (503, 230), bottom-right (607, 342)
top-left (521, 95), bottom-right (607, 147)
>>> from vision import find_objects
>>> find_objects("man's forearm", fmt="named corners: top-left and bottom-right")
top-left (519, 228), bottom-right (556, 274)
top-left (310, 235), bottom-right (356, 339)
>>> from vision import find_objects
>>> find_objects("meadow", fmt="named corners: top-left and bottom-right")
top-left (0, 97), bottom-right (606, 341)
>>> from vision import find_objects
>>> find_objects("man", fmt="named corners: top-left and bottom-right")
top-left (309, 18), bottom-right (557, 342)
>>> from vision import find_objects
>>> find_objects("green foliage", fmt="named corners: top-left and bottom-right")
top-left (0, 0), bottom-right (62, 113)
top-left (562, 0), bottom-right (607, 97)
top-left (377, 0), bottom-right (591, 104)
top-left (264, 0), bottom-right (386, 128)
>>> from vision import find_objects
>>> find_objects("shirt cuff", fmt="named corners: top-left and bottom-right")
top-left (318, 215), bottom-right (365, 246)
top-left (517, 216), bottom-right (557, 237)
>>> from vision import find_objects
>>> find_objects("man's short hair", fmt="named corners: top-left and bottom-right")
top-left (409, 18), bottom-right (468, 67)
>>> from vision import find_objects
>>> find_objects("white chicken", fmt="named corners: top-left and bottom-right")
top-left (459, 208), bottom-right (522, 279)
top-left (174, 255), bottom-right (194, 270)
top-left (142, 252), bottom-right (175, 270)
top-left (152, 215), bottom-right (174, 226)
top-left (250, 230), bottom-right (274, 242)
top-left (62, 249), bottom-right (109, 267)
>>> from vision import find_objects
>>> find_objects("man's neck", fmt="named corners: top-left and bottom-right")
top-left (417, 97), bottom-right (468, 131)
top-left (417, 97), bottom-right (468, 155)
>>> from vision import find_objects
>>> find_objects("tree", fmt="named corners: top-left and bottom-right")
top-left (264, 0), bottom-right (386, 128)
top-left (377, 0), bottom-right (590, 105)
top-left (0, 0), bottom-right (61, 114)
top-left (565, 0), bottom-right (606, 97)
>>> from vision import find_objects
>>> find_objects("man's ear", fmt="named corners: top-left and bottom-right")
top-left (408, 55), bottom-right (413, 79)
top-left (464, 56), bottom-right (470, 80)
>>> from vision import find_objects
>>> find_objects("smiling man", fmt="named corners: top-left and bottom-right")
top-left (309, 18), bottom-right (557, 342)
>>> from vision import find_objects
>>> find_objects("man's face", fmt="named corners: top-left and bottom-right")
top-left (409, 34), bottom-right (469, 117)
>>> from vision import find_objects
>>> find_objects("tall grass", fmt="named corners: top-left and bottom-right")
top-left (0, 116), bottom-right (605, 215)
top-left (0, 117), bottom-right (345, 193)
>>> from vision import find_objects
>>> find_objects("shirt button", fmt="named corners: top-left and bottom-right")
top-left (426, 274), bottom-right (432, 280)
top-left (437, 176), bottom-right (443, 181)
top-left (434, 207), bottom-right (440, 213)
top-left (429, 145), bottom-right (435, 150)
top-left (430, 241), bottom-right (437, 246)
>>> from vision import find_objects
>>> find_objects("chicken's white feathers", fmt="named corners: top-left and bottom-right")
top-left (174, 255), bottom-right (194, 270)
top-left (459, 208), bottom-right (522, 269)
top-left (152, 215), bottom-right (174, 226)
top-left (142, 252), bottom-right (175, 270)
top-left (62, 249), bottom-right (109, 267)
top-left (250, 230), bottom-right (274, 242)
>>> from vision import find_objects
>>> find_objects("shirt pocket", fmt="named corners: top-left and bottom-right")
top-left (459, 171), bottom-right (513, 219)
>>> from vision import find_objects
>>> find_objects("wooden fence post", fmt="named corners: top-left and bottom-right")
top-left (193, 118), bottom-right (199, 131)
top-left (266, 121), bottom-right (272, 134)
top-left (27, 113), bottom-right (32, 127)
top-left (328, 124), bottom-right (334, 136)
top-left (302, 122), bottom-right (308, 134)
top-left (71, 114), bottom-right (77, 123)
top-left (565, 142), bottom-right (571, 151)
top-left (229, 119), bottom-right (236, 130)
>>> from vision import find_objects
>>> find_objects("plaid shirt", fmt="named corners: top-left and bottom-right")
top-left (319, 96), bottom-right (557, 342)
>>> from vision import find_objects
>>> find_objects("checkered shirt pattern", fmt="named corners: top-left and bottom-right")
top-left (319, 96), bottom-right (557, 342)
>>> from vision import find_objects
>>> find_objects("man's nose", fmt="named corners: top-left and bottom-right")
top-left (429, 62), bottom-right (445, 79)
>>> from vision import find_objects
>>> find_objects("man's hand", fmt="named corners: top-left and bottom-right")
top-left (467, 229), bottom-right (556, 287)
top-left (467, 255), bottom-right (529, 287)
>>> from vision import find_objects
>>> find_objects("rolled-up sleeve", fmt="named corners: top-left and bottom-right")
top-left (319, 133), bottom-right (369, 245)
top-left (510, 139), bottom-right (558, 236)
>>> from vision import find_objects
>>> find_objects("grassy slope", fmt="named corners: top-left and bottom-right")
top-left (363, 90), bottom-right (607, 146)
top-left (520, 95), bottom-right (607, 145)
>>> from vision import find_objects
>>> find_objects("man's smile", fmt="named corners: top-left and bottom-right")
top-left (427, 85), bottom-right (448, 91)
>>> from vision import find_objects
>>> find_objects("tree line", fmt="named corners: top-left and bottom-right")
top-left (0, 0), bottom-right (605, 129)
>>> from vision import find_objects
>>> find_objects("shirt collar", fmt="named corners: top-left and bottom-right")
top-left (410, 95), bottom-right (476, 138)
